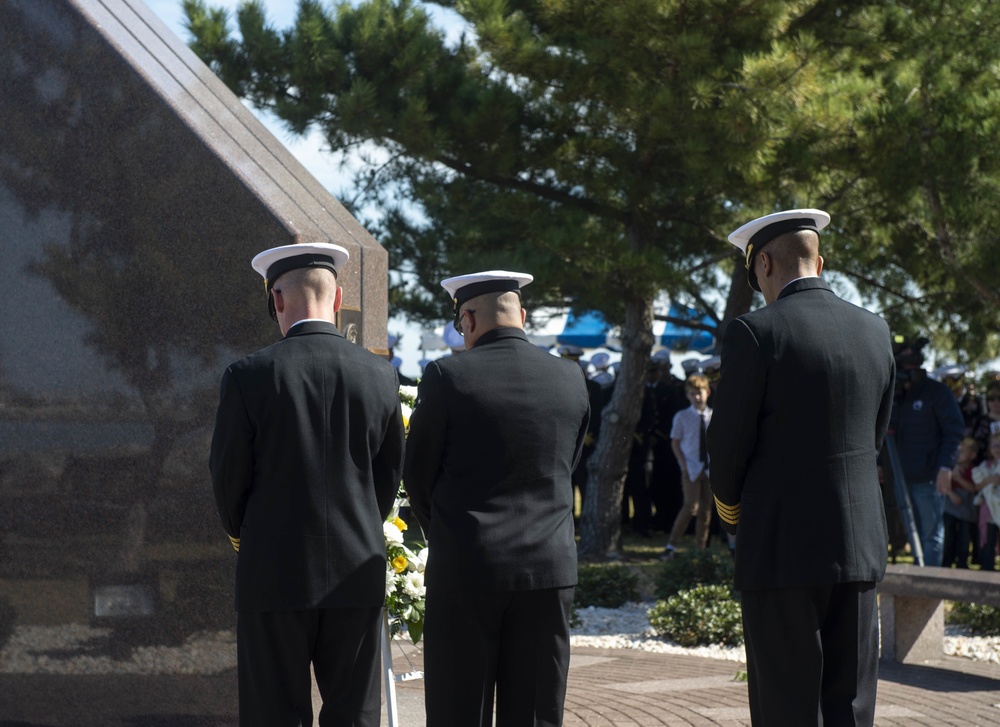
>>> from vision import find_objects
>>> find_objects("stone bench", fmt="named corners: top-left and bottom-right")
top-left (878, 563), bottom-right (1000, 663)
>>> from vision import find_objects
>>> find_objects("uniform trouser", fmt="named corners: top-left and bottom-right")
top-left (649, 443), bottom-right (682, 530)
top-left (237, 606), bottom-right (382, 727)
top-left (740, 582), bottom-right (879, 727)
top-left (623, 442), bottom-right (652, 531)
top-left (424, 586), bottom-right (574, 727)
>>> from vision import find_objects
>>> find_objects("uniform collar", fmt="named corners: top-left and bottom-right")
top-left (776, 276), bottom-right (832, 301)
top-left (284, 320), bottom-right (344, 339)
top-left (471, 327), bottom-right (528, 348)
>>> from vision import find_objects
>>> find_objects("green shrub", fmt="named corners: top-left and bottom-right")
top-left (947, 601), bottom-right (1000, 636)
top-left (568, 604), bottom-right (582, 628)
top-left (648, 584), bottom-right (743, 647)
top-left (574, 564), bottom-right (640, 608)
top-left (654, 548), bottom-right (734, 600)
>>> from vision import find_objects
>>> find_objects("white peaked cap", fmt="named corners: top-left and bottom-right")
top-left (251, 242), bottom-right (349, 288)
top-left (727, 209), bottom-right (830, 292)
top-left (440, 270), bottom-right (533, 308)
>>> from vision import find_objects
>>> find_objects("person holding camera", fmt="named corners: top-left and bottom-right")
top-left (891, 337), bottom-right (965, 567)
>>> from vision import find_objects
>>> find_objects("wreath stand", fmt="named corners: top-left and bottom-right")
top-left (382, 615), bottom-right (424, 726)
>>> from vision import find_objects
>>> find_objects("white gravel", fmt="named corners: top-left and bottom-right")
top-left (1, 605), bottom-right (997, 674)
top-left (570, 602), bottom-right (746, 661)
top-left (571, 602), bottom-right (1000, 666)
top-left (944, 624), bottom-right (1000, 665)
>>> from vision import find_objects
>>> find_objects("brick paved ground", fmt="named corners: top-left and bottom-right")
top-left (377, 641), bottom-right (1000, 726)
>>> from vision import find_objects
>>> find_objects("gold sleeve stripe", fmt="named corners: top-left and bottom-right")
top-left (715, 501), bottom-right (740, 516)
top-left (715, 506), bottom-right (740, 521)
top-left (716, 509), bottom-right (740, 525)
top-left (714, 496), bottom-right (740, 525)
top-left (228, 535), bottom-right (240, 553)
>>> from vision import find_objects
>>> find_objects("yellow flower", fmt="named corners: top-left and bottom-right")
top-left (393, 516), bottom-right (408, 532)
top-left (392, 555), bottom-right (408, 573)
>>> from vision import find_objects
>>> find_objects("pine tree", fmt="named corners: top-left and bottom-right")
top-left (184, 0), bottom-right (1000, 555)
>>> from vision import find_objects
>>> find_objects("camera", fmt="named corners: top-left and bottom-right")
top-left (892, 336), bottom-right (928, 400)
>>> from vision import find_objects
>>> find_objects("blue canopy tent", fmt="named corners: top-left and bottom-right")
top-left (656, 305), bottom-right (716, 353)
top-left (537, 305), bottom-right (714, 353)
top-left (556, 309), bottom-right (612, 349)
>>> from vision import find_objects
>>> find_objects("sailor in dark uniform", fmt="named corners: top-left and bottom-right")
top-left (387, 334), bottom-right (418, 385)
top-left (574, 353), bottom-right (606, 517)
top-left (649, 349), bottom-right (687, 533)
top-left (404, 270), bottom-right (590, 727)
top-left (708, 210), bottom-right (895, 726)
top-left (623, 360), bottom-right (659, 536)
top-left (589, 351), bottom-right (615, 390)
top-left (209, 242), bottom-right (405, 727)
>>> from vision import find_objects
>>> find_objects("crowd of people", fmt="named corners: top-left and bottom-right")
top-left (557, 334), bottom-right (1000, 574)
top-left (390, 303), bottom-right (1000, 579)
top-left (889, 353), bottom-right (1000, 571)
top-left (558, 345), bottom-right (732, 556)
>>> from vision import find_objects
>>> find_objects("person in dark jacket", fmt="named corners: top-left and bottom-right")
top-left (649, 351), bottom-right (687, 533)
top-left (404, 270), bottom-right (590, 727)
top-left (573, 367), bottom-right (605, 519)
top-left (891, 337), bottom-right (965, 566)
top-left (709, 209), bottom-right (895, 726)
top-left (210, 242), bottom-right (405, 727)
top-left (622, 364), bottom-right (659, 537)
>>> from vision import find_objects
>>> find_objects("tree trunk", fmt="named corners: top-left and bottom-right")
top-left (718, 260), bottom-right (754, 343)
top-left (578, 291), bottom-right (654, 558)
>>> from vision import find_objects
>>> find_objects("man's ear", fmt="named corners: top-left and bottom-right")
top-left (272, 288), bottom-right (285, 314)
top-left (760, 251), bottom-right (773, 280)
top-left (815, 255), bottom-right (824, 276)
top-left (333, 285), bottom-right (343, 313)
top-left (520, 308), bottom-right (527, 326)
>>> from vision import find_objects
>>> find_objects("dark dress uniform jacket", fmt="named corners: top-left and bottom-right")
top-left (404, 327), bottom-right (590, 592)
top-left (210, 320), bottom-right (405, 611)
top-left (708, 278), bottom-right (896, 591)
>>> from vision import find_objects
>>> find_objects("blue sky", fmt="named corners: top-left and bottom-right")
top-left (146, 0), bottom-right (363, 196)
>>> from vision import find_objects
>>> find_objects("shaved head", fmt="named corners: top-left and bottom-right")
top-left (765, 229), bottom-right (820, 270)
top-left (464, 290), bottom-right (524, 328)
top-left (755, 229), bottom-right (824, 304)
top-left (273, 266), bottom-right (338, 306)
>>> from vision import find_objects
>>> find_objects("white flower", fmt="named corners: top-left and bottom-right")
top-left (400, 401), bottom-right (413, 424)
top-left (383, 521), bottom-right (404, 544)
top-left (408, 547), bottom-right (430, 573)
top-left (399, 385), bottom-right (419, 401)
top-left (385, 567), bottom-right (397, 598)
top-left (402, 571), bottom-right (425, 599)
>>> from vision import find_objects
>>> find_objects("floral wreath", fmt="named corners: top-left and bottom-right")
top-left (384, 385), bottom-right (427, 643)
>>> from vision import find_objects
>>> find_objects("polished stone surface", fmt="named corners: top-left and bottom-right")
top-left (0, 1), bottom-right (387, 723)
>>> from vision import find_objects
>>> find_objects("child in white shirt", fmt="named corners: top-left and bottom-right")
top-left (661, 374), bottom-right (713, 558)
